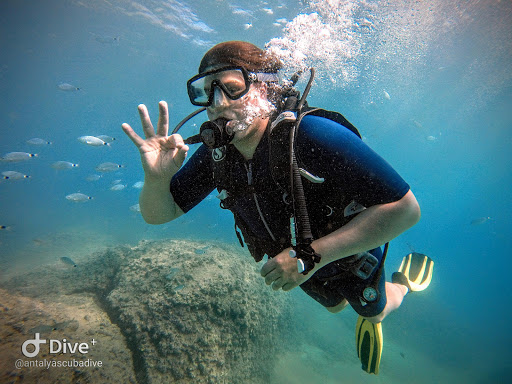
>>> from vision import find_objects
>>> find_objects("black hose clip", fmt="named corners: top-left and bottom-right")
top-left (290, 244), bottom-right (321, 275)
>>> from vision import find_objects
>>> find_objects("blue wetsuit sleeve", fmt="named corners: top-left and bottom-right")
top-left (297, 115), bottom-right (410, 207)
top-left (169, 144), bottom-right (215, 213)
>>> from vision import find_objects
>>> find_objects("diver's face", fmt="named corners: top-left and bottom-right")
top-left (201, 65), bottom-right (274, 146)
top-left (207, 85), bottom-right (271, 143)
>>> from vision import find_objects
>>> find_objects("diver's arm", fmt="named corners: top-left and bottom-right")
top-left (139, 178), bottom-right (184, 224)
top-left (311, 189), bottom-right (420, 267)
top-left (261, 190), bottom-right (420, 291)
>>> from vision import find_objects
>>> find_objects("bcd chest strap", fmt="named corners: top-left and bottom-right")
top-left (211, 107), bottom-right (364, 273)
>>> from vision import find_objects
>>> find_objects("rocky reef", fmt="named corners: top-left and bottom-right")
top-left (0, 239), bottom-right (296, 384)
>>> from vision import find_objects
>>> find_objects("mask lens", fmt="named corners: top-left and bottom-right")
top-left (188, 76), bottom-right (210, 106)
top-left (187, 68), bottom-right (249, 106)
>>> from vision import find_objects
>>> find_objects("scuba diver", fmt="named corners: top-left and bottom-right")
top-left (121, 41), bottom-right (434, 375)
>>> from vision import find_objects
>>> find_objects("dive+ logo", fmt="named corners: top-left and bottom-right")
top-left (21, 333), bottom-right (46, 358)
top-left (21, 333), bottom-right (94, 357)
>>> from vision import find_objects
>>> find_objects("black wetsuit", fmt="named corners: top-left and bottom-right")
top-left (170, 114), bottom-right (410, 317)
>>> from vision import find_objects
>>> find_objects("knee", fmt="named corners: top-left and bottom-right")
top-left (326, 299), bottom-right (349, 313)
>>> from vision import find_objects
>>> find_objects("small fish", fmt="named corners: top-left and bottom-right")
top-left (77, 136), bottom-right (109, 147)
top-left (94, 35), bottom-right (120, 44)
top-left (60, 256), bottom-right (77, 267)
top-left (400, 352), bottom-right (405, 359)
top-left (111, 179), bottom-right (122, 185)
top-left (27, 138), bottom-right (52, 145)
top-left (2, 171), bottom-right (30, 180)
top-left (132, 181), bottom-right (144, 189)
top-left (194, 246), bottom-right (209, 255)
top-left (51, 161), bottom-right (79, 170)
top-left (383, 90), bottom-right (391, 100)
top-left (165, 267), bottom-right (180, 280)
top-left (96, 135), bottom-right (116, 143)
top-left (66, 193), bottom-right (93, 202)
top-left (412, 120), bottom-right (423, 129)
top-left (0, 225), bottom-right (13, 231)
top-left (28, 320), bottom-right (76, 334)
top-left (32, 238), bottom-right (45, 246)
top-left (471, 217), bottom-right (491, 225)
top-left (0, 152), bottom-right (37, 162)
top-left (86, 174), bottom-right (101, 181)
top-left (426, 135), bottom-right (437, 141)
top-left (53, 320), bottom-right (78, 330)
top-left (95, 162), bottom-right (124, 172)
top-left (244, 23), bottom-right (253, 30)
top-left (28, 325), bottom-right (55, 334)
top-left (110, 184), bottom-right (126, 191)
top-left (129, 203), bottom-right (140, 212)
top-left (58, 83), bottom-right (80, 91)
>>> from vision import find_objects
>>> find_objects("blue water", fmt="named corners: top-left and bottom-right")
top-left (1, 0), bottom-right (511, 383)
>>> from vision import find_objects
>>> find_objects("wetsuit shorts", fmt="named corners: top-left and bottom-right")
top-left (299, 247), bottom-right (386, 318)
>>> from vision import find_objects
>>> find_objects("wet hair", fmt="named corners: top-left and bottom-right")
top-left (198, 41), bottom-right (282, 74)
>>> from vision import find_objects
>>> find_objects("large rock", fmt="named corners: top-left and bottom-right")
top-left (0, 239), bottom-right (295, 384)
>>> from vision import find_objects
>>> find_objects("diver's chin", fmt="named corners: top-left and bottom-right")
top-left (225, 120), bottom-right (243, 132)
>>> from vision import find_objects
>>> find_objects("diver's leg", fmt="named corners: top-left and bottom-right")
top-left (365, 282), bottom-right (407, 323)
top-left (326, 298), bottom-right (350, 313)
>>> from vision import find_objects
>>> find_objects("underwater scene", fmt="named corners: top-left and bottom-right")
top-left (1, 0), bottom-right (511, 383)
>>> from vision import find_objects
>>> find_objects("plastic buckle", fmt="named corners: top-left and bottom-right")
top-left (352, 251), bottom-right (379, 280)
top-left (289, 247), bottom-right (321, 275)
top-left (270, 111), bottom-right (297, 131)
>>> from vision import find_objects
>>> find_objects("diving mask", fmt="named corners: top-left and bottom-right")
top-left (187, 66), bottom-right (279, 107)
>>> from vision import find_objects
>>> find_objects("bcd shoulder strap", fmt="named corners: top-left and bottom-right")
top-left (305, 108), bottom-right (362, 139)
top-left (268, 107), bottom-right (362, 194)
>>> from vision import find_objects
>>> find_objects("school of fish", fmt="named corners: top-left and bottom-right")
top-left (1, 127), bottom-right (145, 234)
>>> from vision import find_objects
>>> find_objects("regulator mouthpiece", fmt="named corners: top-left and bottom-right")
top-left (199, 117), bottom-right (233, 148)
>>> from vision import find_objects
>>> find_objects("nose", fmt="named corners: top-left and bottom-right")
top-left (211, 86), bottom-right (229, 108)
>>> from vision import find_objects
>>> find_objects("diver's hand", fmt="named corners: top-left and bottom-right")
top-left (122, 101), bottom-right (189, 182)
top-left (260, 248), bottom-right (311, 291)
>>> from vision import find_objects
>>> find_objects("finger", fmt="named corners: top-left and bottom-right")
top-left (282, 282), bottom-right (297, 292)
top-left (157, 100), bottom-right (169, 137)
top-left (121, 123), bottom-right (145, 147)
top-left (165, 134), bottom-right (188, 162)
top-left (260, 259), bottom-right (275, 277)
top-left (173, 143), bottom-right (189, 168)
top-left (264, 269), bottom-right (279, 286)
top-left (272, 278), bottom-right (285, 291)
top-left (137, 104), bottom-right (156, 139)
top-left (167, 133), bottom-right (185, 148)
